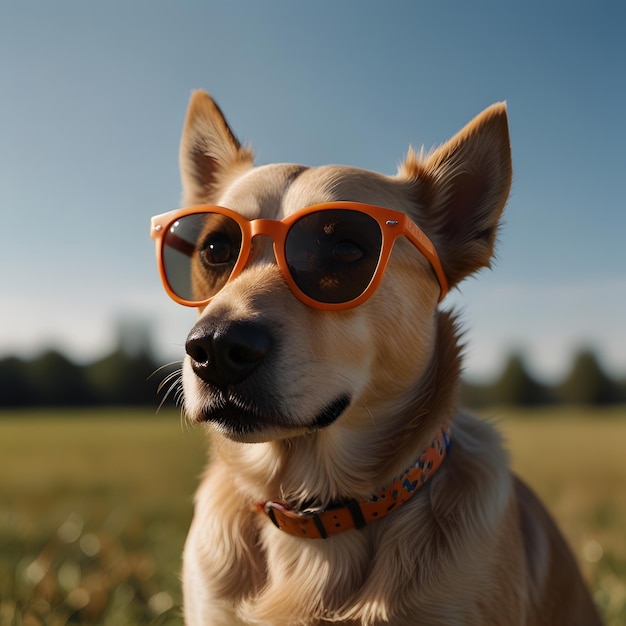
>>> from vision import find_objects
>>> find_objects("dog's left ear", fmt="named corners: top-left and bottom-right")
top-left (179, 90), bottom-right (254, 205)
top-left (399, 103), bottom-right (512, 287)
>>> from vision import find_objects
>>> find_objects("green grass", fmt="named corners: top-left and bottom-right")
top-left (0, 409), bottom-right (206, 625)
top-left (0, 407), bottom-right (624, 625)
top-left (496, 407), bottom-right (626, 625)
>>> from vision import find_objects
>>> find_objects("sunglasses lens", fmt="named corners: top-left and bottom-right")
top-left (285, 210), bottom-right (383, 304)
top-left (162, 213), bottom-right (242, 302)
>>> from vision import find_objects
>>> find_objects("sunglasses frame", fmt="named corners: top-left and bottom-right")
top-left (150, 201), bottom-right (449, 311)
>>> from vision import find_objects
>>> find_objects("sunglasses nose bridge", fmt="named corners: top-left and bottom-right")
top-left (242, 220), bottom-right (277, 269)
top-left (249, 218), bottom-right (286, 239)
top-left (247, 219), bottom-right (288, 264)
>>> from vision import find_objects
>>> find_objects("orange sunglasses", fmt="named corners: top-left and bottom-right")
top-left (150, 202), bottom-right (449, 311)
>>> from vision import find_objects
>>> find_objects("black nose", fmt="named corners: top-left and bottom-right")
top-left (185, 320), bottom-right (272, 387)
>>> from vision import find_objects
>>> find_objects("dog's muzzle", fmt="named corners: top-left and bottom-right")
top-left (184, 317), bottom-right (351, 438)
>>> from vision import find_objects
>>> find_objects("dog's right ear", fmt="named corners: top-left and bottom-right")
top-left (179, 90), bottom-right (254, 204)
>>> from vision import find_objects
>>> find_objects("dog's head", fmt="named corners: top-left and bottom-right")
top-left (166, 91), bottom-right (511, 448)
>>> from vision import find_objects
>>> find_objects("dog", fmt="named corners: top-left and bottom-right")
top-left (150, 91), bottom-right (602, 625)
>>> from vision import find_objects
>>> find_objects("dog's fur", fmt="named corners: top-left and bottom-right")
top-left (175, 91), bottom-right (602, 625)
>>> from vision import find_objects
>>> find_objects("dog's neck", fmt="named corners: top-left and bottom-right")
top-left (361, 310), bottom-right (462, 479)
top-left (257, 423), bottom-right (452, 538)
top-left (218, 311), bottom-right (463, 515)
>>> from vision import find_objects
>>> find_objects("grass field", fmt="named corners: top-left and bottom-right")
top-left (0, 407), bottom-right (624, 625)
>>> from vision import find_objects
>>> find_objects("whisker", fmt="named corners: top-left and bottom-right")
top-left (157, 368), bottom-right (182, 394)
top-left (152, 362), bottom-right (184, 415)
top-left (148, 360), bottom-right (183, 380)
top-left (162, 378), bottom-right (182, 404)
top-left (179, 406), bottom-right (188, 433)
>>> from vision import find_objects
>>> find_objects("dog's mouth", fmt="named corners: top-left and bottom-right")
top-left (195, 392), bottom-right (351, 441)
top-left (311, 395), bottom-right (351, 428)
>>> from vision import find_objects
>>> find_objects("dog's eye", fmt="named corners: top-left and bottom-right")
top-left (200, 233), bottom-right (234, 265)
top-left (332, 240), bottom-right (364, 264)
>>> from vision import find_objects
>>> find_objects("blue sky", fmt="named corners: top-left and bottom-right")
top-left (1, 1), bottom-right (624, 382)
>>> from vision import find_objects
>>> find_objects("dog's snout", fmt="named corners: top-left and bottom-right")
top-left (185, 320), bottom-right (271, 387)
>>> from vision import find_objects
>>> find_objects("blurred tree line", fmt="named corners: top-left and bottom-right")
top-left (0, 348), bottom-right (181, 408)
top-left (0, 338), bottom-right (624, 409)
top-left (0, 320), bottom-right (181, 408)
top-left (462, 349), bottom-right (626, 408)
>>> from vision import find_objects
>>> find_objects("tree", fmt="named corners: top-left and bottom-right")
top-left (488, 353), bottom-right (550, 406)
top-left (85, 348), bottom-right (162, 406)
top-left (558, 349), bottom-right (619, 405)
top-left (0, 356), bottom-right (30, 407)
top-left (24, 350), bottom-right (92, 406)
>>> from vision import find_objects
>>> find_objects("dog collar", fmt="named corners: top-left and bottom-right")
top-left (257, 425), bottom-right (451, 539)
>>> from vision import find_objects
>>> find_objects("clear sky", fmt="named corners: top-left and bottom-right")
top-left (1, 1), bottom-right (624, 382)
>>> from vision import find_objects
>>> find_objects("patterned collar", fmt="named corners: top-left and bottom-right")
top-left (257, 425), bottom-right (452, 539)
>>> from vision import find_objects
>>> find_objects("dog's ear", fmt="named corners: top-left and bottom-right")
top-left (179, 90), bottom-right (254, 204)
top-left (399, 103), bottom-right (512, 287)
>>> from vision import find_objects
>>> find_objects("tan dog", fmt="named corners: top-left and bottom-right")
top-left (151, 91), bottom-right (602, 625)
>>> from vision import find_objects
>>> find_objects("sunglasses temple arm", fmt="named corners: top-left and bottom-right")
top-left (402, 218), bottom-right (450, 301)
